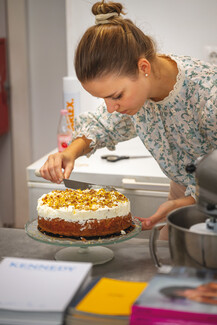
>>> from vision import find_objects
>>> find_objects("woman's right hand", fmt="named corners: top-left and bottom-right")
top-left (39, 150), bottom-right (75, 183)
top-left (39, 136), bottom-right (92, 183)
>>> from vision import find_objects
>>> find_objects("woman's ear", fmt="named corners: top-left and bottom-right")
top-left (137, 58), bottom-right (151, 77)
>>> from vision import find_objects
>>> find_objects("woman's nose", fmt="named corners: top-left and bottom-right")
top-left (105, 99), bottom-right (119, 113)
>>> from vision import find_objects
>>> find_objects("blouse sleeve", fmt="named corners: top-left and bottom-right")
top-left (186, 93), bottom-right (217, 199)
top-left (185, 184), bottom-right (196, 200)
top-left (72, 102), bottom-right (137, 156)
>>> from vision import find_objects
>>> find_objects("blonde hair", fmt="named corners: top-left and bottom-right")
top-left (75, 1), bottom-right (156, 82)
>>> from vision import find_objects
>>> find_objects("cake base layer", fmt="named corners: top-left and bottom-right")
top-left (38, 213), bottom-right (132, 237)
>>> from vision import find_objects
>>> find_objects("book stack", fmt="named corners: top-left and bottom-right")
top-left (0, 257), bottom-right (92, 325)
top-left (130, 267), bottom-right (217, 325)
top-left (65, 277), bottom-right (147, 325)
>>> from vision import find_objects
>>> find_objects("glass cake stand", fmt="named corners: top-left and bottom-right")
top-left (25, 218), bottom-right (141, 265)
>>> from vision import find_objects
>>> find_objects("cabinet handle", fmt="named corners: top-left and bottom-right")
top-left (122, 178), bottom-right (170, 191)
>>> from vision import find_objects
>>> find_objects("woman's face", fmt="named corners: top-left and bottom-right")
top-left (82, 72), bottom-right (151, 115)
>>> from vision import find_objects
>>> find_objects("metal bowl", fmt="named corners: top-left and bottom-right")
top-left (167, 205), bottom-right (217, 269)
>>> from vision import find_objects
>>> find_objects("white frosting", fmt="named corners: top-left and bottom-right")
top-left (37, 190), bottom-right (130, 224)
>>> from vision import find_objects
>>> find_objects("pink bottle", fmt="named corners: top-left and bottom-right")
top-left (57, 109), bottom-right (73, 152)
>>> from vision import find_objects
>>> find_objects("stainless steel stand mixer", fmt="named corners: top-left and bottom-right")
top-left (150, 149), bottom-right (217, 269)
top-left (186, 149), bottom-right (217, 234)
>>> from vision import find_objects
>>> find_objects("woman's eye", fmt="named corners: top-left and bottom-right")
top-left (112, 93), bottom-right (122, 100)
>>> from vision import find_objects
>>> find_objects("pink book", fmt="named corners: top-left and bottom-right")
top-left (130, 267), bottom-right (217, 325)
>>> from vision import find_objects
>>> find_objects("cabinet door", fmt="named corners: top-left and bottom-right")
top-left (28, 182), bottom-right (65, 220)
top-left (119, 188), bottom-right (168, 219)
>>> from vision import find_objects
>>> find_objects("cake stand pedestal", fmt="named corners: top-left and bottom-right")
top-left (25, 219), bottom-right (141, 265)
top-left (55, 246), bottom-right (114, 264)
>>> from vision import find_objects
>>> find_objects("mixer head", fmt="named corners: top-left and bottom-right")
top-left (186, 149), bottom-right (217, 234)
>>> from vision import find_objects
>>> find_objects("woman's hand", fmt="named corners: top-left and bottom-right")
top-left (136, 196), bottom-right (196, 230)
top-left (40, 150), bottom-right (75, 183)
top-left (39, 136), bottom-right (92, 183)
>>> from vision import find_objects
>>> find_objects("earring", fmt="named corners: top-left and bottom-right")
top-left (145, 73), bottom-right (148, 77)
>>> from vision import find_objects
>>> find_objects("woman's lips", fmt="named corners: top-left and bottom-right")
top-left (119, 110), bottom-right (128, 114)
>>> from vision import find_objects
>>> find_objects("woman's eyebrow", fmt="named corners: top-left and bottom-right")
top-left (104, 92), bottom-right (117, 98)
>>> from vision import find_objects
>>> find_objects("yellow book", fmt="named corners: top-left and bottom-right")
top-left (76, 277), bottom-right (147, 316)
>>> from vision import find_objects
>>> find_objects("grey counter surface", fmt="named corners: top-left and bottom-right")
top-left (0, 227), bottom-right (170, 282)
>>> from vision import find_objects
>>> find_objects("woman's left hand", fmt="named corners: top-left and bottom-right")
top-left (136, 196), bottom-right (196, 230)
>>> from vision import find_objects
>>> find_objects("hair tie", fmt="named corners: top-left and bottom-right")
top-left (95, 12), bottom-right (119, 25)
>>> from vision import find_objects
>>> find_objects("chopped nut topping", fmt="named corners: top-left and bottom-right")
top-left (41, 188), bottom-right (128, 211)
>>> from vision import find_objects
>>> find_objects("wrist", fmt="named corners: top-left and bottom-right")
top-left (65, 136), bottom-right (92, 159)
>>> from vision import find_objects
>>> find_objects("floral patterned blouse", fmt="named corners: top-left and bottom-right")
top-left (73, 55), bottom-right (217, 198)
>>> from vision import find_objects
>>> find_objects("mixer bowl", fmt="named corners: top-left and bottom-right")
top-left (167, 205), bottom-right (217, 269)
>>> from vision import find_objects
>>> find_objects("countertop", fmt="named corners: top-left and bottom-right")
top-left (0, 227), bottom-right (170, 282)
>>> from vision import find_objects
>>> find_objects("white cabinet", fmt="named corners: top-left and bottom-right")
top-left (27, 138), bottom-right (170, 221)
top-left (119, 188), bottom-right (168, 218)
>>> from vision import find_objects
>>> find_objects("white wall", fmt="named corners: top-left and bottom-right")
top-left (28, 0), bottom-right (67, 161)
top-left (126, 0), bottom-right (217, 59)
top-left (66, 0), bottom-right (217, 77)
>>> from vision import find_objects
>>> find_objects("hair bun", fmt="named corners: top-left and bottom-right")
top-left (92, 1), bottom-right (124, 16)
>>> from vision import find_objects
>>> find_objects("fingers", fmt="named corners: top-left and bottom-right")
top-left (40, 151), bottom-right (75, 183)
top-left (147, 201), bottom-right (176, 227)
top-left (136, 199), bottom-right (193, 232)
top-left (135, 217), bottom-right (153, 230)
top-left (135, 200), bottom-right (176, 230)
top-left (40, 153), bottom-right (65, 183)
top-left (143, 212), bottom-right (163, 229)
top-left (63, 162), bottom-right (74, 179)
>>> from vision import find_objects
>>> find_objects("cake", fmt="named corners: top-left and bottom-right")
top-left (37, 188), bottom-right (132, 237)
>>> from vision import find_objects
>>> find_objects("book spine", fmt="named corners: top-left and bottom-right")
top-left (130, 306), bottom-right (217, 325)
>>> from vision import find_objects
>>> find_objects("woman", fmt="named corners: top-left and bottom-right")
top-left (40, 1), bottom-right (217, 239)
